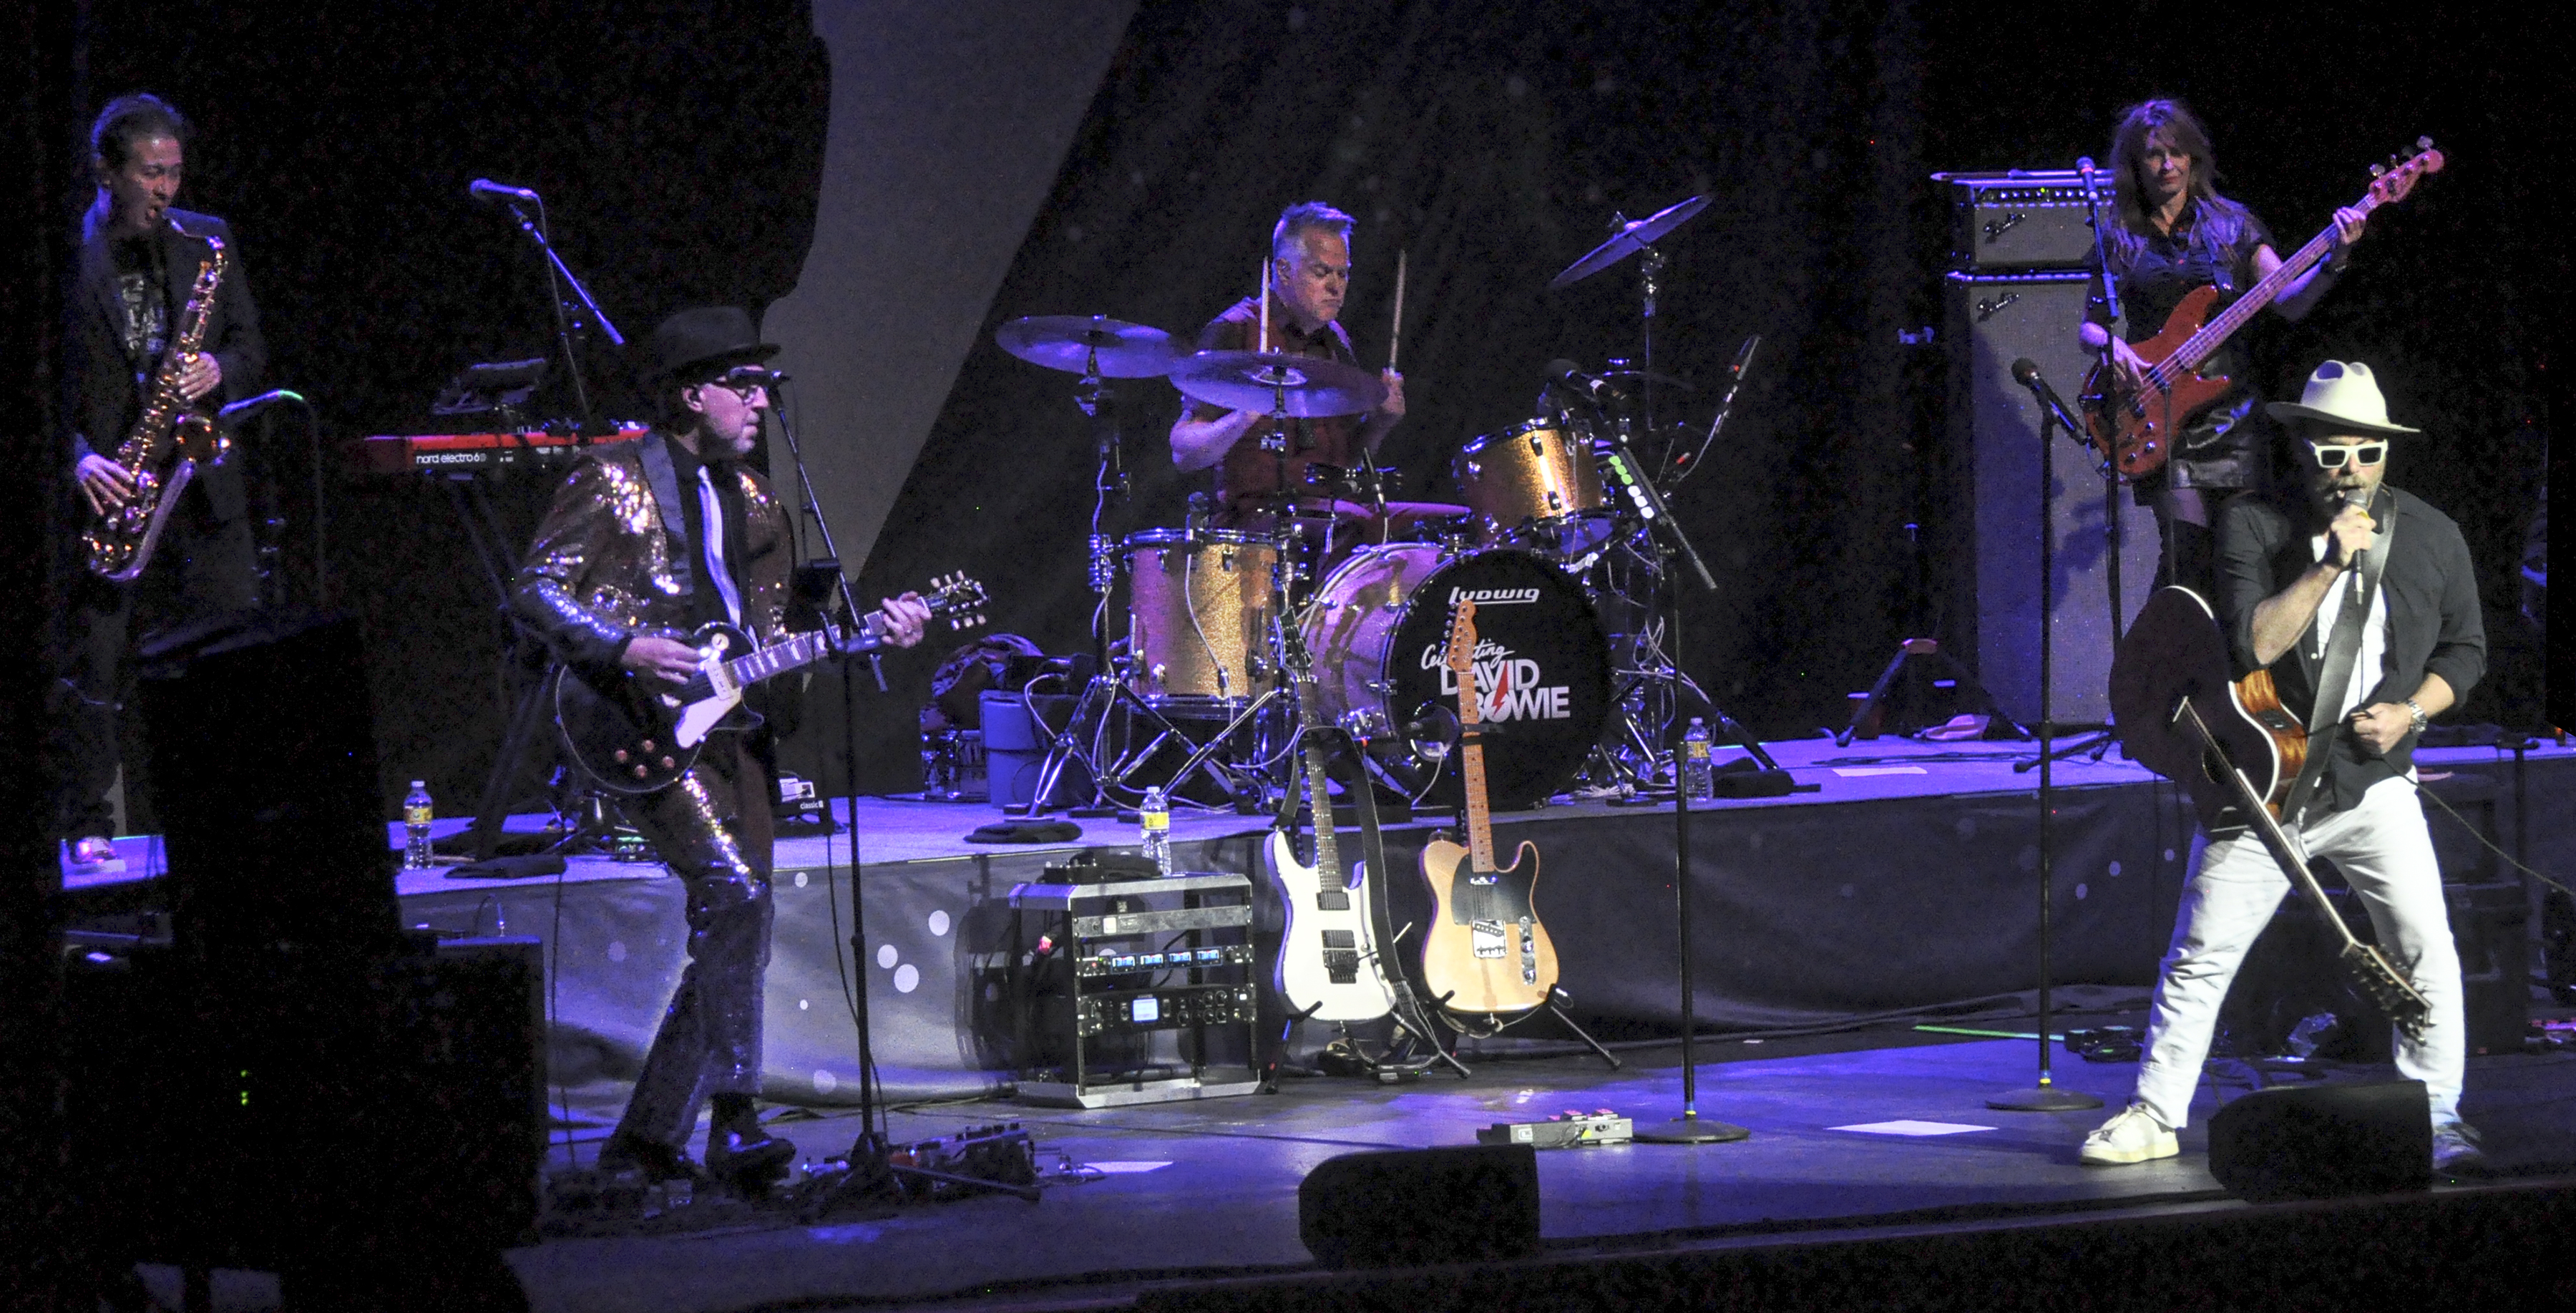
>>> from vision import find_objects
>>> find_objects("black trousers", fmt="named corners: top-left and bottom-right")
top-left (611, 738), bottom-right (778, 1152)
top-left (52, 496), bottom-right (260, 843)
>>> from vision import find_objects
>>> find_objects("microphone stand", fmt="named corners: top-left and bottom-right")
top-left (497, 195), bottom-right (625, 435)
top-left (1587, 395), bottom-right (1751, 1147)
top-left (769, 381), bottom-right (891, 1151)
top-left (1988, 366), bottom-right (2104, 1116)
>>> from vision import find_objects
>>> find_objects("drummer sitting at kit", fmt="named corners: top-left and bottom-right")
top-left (1170, 200), bottom-right (1415, 537)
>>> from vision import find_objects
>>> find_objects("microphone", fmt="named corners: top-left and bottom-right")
top-left (1545, 358), bottom-right (1620, 405)
top-left (469, 178), bottom-right (540, 205)
top-left (2338, 487), bottom-right (2373, 588)
top-left (215, 389), bottom-right (304, 429)
top-left (2010, 358), bottom-right (2085, 437)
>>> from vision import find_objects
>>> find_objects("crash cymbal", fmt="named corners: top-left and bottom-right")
top-left (995, 315), bottom-right (1176, 378)
top-left (1168, 351), bottom-right (1387, 418)
top-left (1546, 195), bottom-right (1710, 290)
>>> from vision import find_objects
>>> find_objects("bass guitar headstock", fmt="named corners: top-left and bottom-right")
top-left (2361, 137), bottom-right (2444, 210)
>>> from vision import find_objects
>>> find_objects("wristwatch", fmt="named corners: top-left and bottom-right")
top-left (2402, 698), bottom-right (2429, 736)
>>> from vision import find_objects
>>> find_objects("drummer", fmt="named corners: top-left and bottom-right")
top-left (1171, 201), bottom-right (1432, 551)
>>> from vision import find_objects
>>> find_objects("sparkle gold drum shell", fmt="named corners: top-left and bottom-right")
top-left (1124, 528), bottom-right (1279, 710)
top-left (1453, 420), bottom-right (1611, 555)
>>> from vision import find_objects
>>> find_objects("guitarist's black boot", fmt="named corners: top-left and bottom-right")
top-left (704, 1094), bottom-right (795, 1194)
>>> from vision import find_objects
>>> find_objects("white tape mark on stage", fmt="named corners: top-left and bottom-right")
top-left (1832, 766), bottom-right (1930, 777)
top-left (1085, 1161), bottom-right (1175, 1173)
top-left (1829, 1120), bottom-right (1994, 1136)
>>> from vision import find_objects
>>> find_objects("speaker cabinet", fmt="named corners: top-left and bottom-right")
top-left (1943, 272), bottom-right (2163, 725)
top-left (2208, 1079), bottom-right (2431, 1201)
top-left (1298, 1144), bottom-right (1541, 1268)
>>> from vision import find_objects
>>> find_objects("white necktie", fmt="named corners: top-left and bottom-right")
top-left (696, 465), bottom-right (743, 625)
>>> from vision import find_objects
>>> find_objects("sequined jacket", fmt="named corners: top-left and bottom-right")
top-left (513, 431), bottom-right (793, 678)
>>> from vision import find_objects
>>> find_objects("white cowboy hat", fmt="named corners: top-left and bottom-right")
top-left (2263, 360), bottom-right (2421, 436)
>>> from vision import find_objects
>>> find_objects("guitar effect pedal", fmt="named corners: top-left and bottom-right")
top-left (1478, 1110), bottom-right (1632, 1149)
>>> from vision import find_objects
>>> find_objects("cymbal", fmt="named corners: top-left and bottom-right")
top-left (1547, 195), bottom-right (1709, 290)
top-left (995, 315), bottom-right (1176, 378)
top-left (1597, 366), bottom-right (1694, 392)
top-left (1168, 351), bottom-right (1388, 418)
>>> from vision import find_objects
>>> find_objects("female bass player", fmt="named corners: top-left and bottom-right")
top-left (2077, 97), bottom-right (2368, 597)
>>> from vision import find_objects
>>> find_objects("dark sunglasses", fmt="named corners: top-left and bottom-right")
top-left (2306, 440), bottom-right (2386, 469)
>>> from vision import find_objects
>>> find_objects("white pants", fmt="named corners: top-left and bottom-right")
top-left (2132, 774), bottom-right (2463, 1129)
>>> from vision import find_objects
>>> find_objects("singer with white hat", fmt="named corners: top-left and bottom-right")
top-left (2083, 360), bottom-right (2489, 1177)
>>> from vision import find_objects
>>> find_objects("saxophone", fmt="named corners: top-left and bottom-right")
top-left (83, 219), bottom-right (228, 582)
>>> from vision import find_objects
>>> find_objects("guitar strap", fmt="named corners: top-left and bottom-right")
top-left (2284, 489), bottom-right (2395, 824)
top-left (638, 430), bottom-right (696, 604)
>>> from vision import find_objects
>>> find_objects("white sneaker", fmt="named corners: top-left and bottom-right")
top-left (2081, 1102), bottom-right (2178, 1165)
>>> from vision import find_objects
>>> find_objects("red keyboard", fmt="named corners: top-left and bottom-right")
top-left (360, 427), bottom-right (648, 474)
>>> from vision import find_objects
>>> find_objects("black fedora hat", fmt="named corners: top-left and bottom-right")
top-left (648, 306), bottom-right (780, 381)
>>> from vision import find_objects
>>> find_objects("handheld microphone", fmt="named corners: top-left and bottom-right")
top-left (469, 178), bottom-right (541, 205)
top-left (2010, 358), bottom-right (2085, 437)
top-left (1545, 358), bottom-right (1621, 405)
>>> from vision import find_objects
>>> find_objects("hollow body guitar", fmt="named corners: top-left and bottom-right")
top-left (554, 573), bottom-right (984, 794)
top-left (2081, 141), bottom-right (2442, 481)
top-left (2107, 586), bottom-right (2430, 1038)
top-left (1267, 658), bottom-right (1397, 1024)
top-left (1417, 599), bottom-right (1559, 1017)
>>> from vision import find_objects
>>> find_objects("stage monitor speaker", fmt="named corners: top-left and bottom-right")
top-left (1298, 1143), bottom-right (1541, 1269)
top-left (1943, 271), bottom-right (2163, 726)
top-left (137, 609), bottom-right (401, 961)
top-left (2207, 1079), bottom-right (2432, 1201)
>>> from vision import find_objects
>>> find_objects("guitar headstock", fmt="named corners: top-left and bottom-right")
top-left (922, 572), bottom-right (988, 633)
top-left (1444, 599), bottom-right (1480, 722)
top-left (2361, 137), bottom-right (2444, 209)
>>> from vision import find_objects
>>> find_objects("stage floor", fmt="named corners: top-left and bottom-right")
top-left (498, 1022), bottom-right (2574, 1311)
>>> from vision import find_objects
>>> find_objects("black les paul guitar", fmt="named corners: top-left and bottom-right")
top-left (555, 573), bottom-right (985, 794)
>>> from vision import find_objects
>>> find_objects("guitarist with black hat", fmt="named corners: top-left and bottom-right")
top-left (514, 306), bottom-right (931, 1188)
top-left (2084, 361), bottom-right (2487, 1176)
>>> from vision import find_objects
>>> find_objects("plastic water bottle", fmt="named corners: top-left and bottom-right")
top-left (1139, 786), bottom-right (1172, 875)
top-left (1680, 719), bottom-right (1714, 802)
top-left (403, 780), bottom-right (435, 869)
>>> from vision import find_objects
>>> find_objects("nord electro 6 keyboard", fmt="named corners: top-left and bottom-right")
top-left (359, 426), bottom-right (648, 474)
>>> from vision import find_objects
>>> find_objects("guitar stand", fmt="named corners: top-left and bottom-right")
top-left (2013, 723), bottom-right (2117, 772)
top-left (1547, 991), bottom-right (1622, 1070)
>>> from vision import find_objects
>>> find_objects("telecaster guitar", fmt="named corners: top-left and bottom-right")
top-left (1417, 599), bottom-right (1559, 1017)
top-left (2082, 140), bottom-right (2442, 480)
top-left (1268, 628), bottom-right (1397, 1024)
top-left (555, 573), bottom-right (985, 794)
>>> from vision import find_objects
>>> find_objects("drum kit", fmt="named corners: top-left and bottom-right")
top-left (992, 197), bottom-right (1761, 815)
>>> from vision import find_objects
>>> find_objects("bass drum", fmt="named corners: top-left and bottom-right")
top-left (1302, 546), bottom-right (1609, 811)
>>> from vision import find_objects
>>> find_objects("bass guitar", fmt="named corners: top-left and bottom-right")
top-left (1267, 611), bottom-right (1398, 1025)
top-left (1416, 599), bottom-right (1559, 1018)
top-left (555, 572), bottom-right (985, 794)
top-left (2108, 586), bottom-right (2429, 1038)
top-left (2082, 140), bottom-right (2442, 480)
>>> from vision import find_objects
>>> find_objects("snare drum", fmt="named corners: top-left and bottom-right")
top-left (1301, 545), bottom-right (1609, 810)
top-left (1454, 419), bottom-right (1611, 555)
top-left (1124, 527), bottom-right (1279, 709)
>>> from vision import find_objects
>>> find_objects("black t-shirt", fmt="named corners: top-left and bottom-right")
top-left (111, 233), bottom-right (171, 380)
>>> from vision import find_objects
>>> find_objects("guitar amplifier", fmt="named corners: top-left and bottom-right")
top-left (1933, 170), bottom-right (2111, 270)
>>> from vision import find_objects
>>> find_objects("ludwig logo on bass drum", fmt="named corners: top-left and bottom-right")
top-left (1448, 587), bottom-right (1540, 606)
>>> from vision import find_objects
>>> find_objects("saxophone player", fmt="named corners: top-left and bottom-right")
top-left (52, 92), bottom-right (266, 874)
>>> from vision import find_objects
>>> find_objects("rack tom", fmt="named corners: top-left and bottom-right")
top-left (1454, 419), bottom-right (1613, 557)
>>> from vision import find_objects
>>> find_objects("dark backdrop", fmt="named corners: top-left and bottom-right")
top-left (46, 0), bottom-right (2565, 814)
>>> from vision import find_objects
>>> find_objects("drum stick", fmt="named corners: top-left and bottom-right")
top-left (1259, 255), bottom-right (1271, 351)
top-left (1388, 248), bottom-right (1407, 372)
